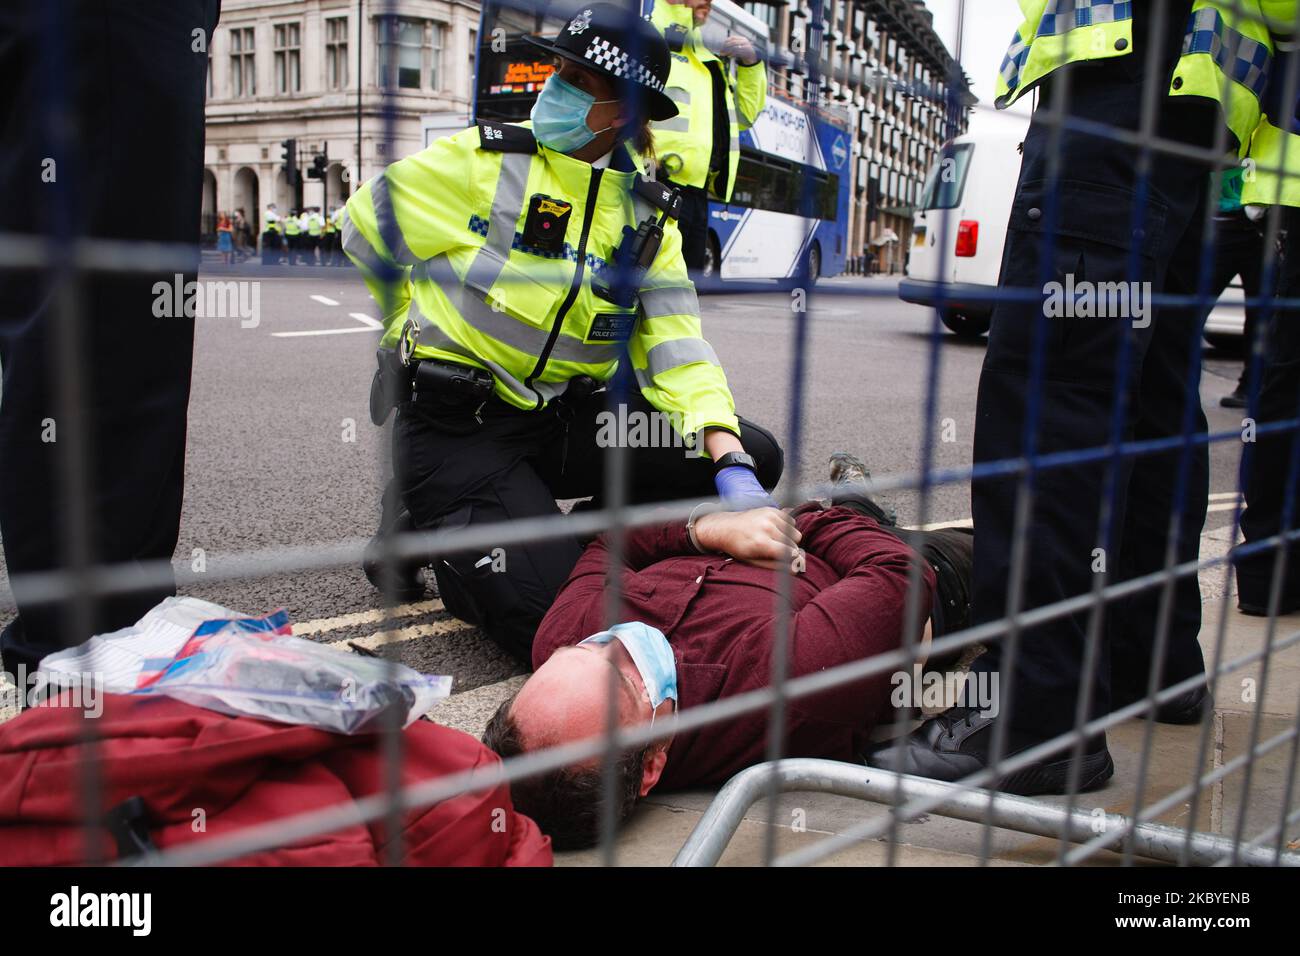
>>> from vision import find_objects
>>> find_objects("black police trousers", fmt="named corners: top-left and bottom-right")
top-left (969, 3), bottom-right (1218, 741)
top-left (1238, 208), bottom-right (1300, 610)
top-left (0, 1), bottom-right (219, 674)
top-left (668, 181), bottom-right (711, 277)
top-left (393, 388), bottom-right (783, 663)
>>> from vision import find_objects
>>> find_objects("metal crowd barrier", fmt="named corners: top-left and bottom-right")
top-left (2, 0), bottom-right (1300, 869)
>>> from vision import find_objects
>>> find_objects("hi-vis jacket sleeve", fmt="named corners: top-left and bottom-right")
top-left (1260, 1), bottom-right (1299, 42)
top-left (341, 127), bottom-right (483, 334)
top-left (734, 59), bottom-right (767, 129)
top-left (631, 219), bottom-right (740, 445)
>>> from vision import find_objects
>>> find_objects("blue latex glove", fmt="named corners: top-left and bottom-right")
top-left (714, 465), bottom-right (776, 509)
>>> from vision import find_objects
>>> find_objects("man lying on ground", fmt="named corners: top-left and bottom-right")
top-left (482, 455), bottom-right (974, 849)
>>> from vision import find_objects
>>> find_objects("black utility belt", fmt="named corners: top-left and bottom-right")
top-left (410, 357), bottom-right (496, 408)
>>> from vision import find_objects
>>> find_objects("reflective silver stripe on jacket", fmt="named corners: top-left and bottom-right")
top-left (413, 256), bottom-right (620, 366)
top-left (368, 173), bottom-right (418, 266)
top-left (462, 152), bottom-right (533, 293)
top-left (340, 210), bottom-right (392, 277)
top-left (639, 285), bottom-right (700, 320)
top-left (641, 337), bottom-right (720, 381)
top-left (657, 89), bottom-right (693, 133)
top-left (406, 296), bottom-right (571, 405)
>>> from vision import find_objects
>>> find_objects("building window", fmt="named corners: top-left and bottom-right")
top-left (230, 26), bottom-right (255, 98)
top-left (377, 17), bottom-right (443, 90)
top-left (431, 22), bottom-right (444, 90)
top-left (468, 28), bottom-right (477, 89)
top-left (326, 16), bottom-right (349, 90)
top-left (274, 22), bottom-right (302, 94)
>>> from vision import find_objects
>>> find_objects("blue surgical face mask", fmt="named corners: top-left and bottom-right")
top-left (530, 74), bottom-right (618, 154)
top-left (579, 622), bottom-right (678, 722)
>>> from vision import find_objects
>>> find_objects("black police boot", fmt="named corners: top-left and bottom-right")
top-left (362, 509), bottom-right (428, 602)
top-left (865, 706), bottom-right (1114, 797)
top-left (1219, 383), bottom-right (1248, 409)
top-left (1113, 682), bottom-right (1212, 725)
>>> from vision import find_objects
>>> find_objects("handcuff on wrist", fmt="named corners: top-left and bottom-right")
top-left (686, 502), bottom-right (722, 554)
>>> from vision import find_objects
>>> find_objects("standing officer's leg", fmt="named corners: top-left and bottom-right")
top-left (1238, 209), bottom-right (1300, 611)
top-left (0, 0), bottom-right (217, 674)
top-left (668, 184), bottom-right (709, 277)
top-left (1110, 204), bottom-right (1213, 720)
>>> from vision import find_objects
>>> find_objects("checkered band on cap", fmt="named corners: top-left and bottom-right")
top-left (583, 37), bottom-right (665, 93)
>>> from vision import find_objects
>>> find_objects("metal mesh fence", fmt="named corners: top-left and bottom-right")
top-left (2, 0), bottom-right (1299, 868)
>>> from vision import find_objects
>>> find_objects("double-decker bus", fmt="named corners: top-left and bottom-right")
top-left (473, 0), bottom-right (850, 284)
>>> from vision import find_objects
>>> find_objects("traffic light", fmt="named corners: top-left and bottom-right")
top-left (280, 139), bottom-right (298, 184)
top-left (307, 153), bottom-right (328, 180)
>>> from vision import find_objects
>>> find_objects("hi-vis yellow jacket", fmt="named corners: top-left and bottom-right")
top-left (341, 121), bottom-right (739, 440)
top-left (995, 1), bottom-right (1297, 159)
top-left (649, 0), bottom-right (766, 201)
top-left (1242, 113), bottom-right (1300, 206)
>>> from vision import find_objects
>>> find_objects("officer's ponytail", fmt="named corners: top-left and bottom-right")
top-left (629, 118), bottom-right (655, 165)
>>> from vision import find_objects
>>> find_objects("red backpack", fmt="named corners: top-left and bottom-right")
top-left (0, 693), bottom-right (551, 867)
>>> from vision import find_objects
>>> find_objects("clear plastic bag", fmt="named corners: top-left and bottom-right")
top-left (133, 620), bottom-right (451, 735)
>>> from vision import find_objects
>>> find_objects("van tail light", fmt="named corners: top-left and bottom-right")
top-left (955, 220), bottom-right (979, 257)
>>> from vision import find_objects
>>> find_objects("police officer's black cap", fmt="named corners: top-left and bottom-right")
top-left (524, 4), bottom-right (678, 122)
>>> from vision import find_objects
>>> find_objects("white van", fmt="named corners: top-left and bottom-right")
top-left (899, 112), bottom-right (1029, 338)
top-left (901, 110), bottom-right (1250, 348)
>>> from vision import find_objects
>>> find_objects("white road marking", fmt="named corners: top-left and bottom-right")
top-left (271, 326), bottom-right (377, 338)
top-left (310, 294), bottom-right (340, 306)
top-left (272, 311), bottom-right (383, 338)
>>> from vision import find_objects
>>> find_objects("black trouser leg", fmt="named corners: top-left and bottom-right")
top-left (393, 402), bottom-right (583, 663)
top-left (0, 0), bottom-right (217, 675)
top-left (968, 4), bottom-right (1218, 741)
top-left (1217, 215), bottom-right (1267, 392)
top-left (1238, 210), bottom-right (1300, 608)
top-left (666, 182), bottom-right (709, 277)
top-left (535, 388), bottom-right (783, 502)
top-left (1109, 219), bottom-right (1211, 704)
top-left (394, 389), bottom-right (784, 661)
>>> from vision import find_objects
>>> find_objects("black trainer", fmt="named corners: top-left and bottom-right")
top-left (865, 706), bottom-right (1114, 796)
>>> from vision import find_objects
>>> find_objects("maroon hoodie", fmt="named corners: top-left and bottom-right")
top-left (533, 505), bottom-right (934, 790)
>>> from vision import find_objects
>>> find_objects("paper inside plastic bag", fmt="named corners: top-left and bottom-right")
top-left (39, 596), bottom-right (452, 733)
top-left (133, 622), bottom-right (451, 734)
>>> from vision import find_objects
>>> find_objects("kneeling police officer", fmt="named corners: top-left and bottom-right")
top-left (343, 4), bottom-right (784, 661)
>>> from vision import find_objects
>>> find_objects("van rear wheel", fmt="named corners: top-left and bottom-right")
top-left (939, 308), bottom-right (991, 339)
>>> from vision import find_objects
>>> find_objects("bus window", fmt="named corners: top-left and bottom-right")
top-left (732, 153), bottom-right (763, 207)
top-left (919, 142), bottom-right (972, 211)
